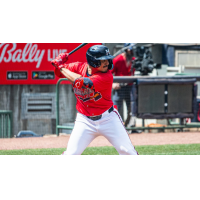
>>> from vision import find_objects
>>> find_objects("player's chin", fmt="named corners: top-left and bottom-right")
top-left (98, 66), bottom-right (108, 73)
top-left (102, 66), bottom-right (108, 72)
top-left (102, 69), bottom-right (108, 73)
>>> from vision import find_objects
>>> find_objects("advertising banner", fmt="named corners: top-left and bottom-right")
top-left (0, 43), bottom-right (101, 84)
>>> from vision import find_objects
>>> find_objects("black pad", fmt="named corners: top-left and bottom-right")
top-left (168, 85), bottom-right (193, 113)
top-left (138, 85), bottom-right (165, 113)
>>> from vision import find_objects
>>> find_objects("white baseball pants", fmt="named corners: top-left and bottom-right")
top-left (62, 108), bottom-right (139, 155)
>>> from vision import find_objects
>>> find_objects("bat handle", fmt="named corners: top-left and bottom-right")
top-left (69, 43), bottom-right (88, 56)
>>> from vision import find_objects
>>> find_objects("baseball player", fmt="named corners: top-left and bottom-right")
top-left (51, 45), bottom-right (139, 155)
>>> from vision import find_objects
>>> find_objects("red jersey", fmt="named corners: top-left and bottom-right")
top-left (111, 53), bottom-right (135, 76)
top-left (54, 62), bottom-right (113, 116)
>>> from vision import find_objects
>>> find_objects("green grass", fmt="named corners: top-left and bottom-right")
top-left (136, 143), bottom-right (200, 155)
top-left (0, 143), bottom-right (200, 155)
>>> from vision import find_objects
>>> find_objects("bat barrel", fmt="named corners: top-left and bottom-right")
top-left (69, 43), bottom-right (88, 56)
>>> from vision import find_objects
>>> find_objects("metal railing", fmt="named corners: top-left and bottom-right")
top-left (0, 111), bottom-right (13, 138)
top-left (56, 78), bottom-right (73, 136)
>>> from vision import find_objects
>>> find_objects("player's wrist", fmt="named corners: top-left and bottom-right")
top-left (58, 65), bottom-right (65, 71)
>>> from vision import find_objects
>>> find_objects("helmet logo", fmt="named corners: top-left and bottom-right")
top-left (92, 47), bottom-right (98, 50)
top-left (105, 49), bottom-right (110, 55)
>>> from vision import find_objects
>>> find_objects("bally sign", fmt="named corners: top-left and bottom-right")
top-left (0, 43), bottom-right (101, 85)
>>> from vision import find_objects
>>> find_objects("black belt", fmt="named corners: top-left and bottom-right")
top-left (87, 106), bottom-right (114, 121)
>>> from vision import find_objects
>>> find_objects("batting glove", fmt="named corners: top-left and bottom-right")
top-left (51, 53), bottom-right (69, 68)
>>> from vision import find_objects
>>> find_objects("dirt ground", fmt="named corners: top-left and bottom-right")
top-left (0, 131), bottom-right (200, 150)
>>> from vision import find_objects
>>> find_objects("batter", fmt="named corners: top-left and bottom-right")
top-left (51, 45), bottom-right (138, 155)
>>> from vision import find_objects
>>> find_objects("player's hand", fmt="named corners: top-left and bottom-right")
top-left (112, 83), bottom-right (121, 90)
top-left (51, 53), bottom-right (69, 68)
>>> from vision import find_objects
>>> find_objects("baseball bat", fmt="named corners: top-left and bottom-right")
top-left (68, 43), bottom-right (88, 56)
top-left (51, 43), bottom-right (88, 67)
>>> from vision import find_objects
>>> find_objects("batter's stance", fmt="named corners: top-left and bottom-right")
top-left (52, 45), bottom-right (139, 155)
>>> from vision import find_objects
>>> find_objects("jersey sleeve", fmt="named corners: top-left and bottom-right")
top-left (54, 62), bottom-right (82, 78)
top-left (64, 62), bottom-right (81, 73)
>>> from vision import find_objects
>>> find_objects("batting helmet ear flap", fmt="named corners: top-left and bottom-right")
top-left (108, 59), bottom-right (114, 70)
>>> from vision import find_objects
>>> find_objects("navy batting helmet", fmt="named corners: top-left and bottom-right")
top-left (86, 45), bottom-right (114, 70)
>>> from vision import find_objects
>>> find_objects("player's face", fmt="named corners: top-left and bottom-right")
top-left (126, 49), bottom-right (134, 57)
top-left (98, 60), bottom-right (109, 72)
